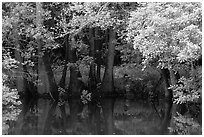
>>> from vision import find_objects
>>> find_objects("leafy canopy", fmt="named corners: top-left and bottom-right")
top-left (127, 2), bottom-right (202, 69)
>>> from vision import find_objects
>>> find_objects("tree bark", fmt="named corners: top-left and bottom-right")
top-left (69, 65), bottom-right (81, 96)
top-left (160, 68), bottom-right (173, 134)
top-left (101, 29), bottom-right (116, 94)
top-left (36, 2), bottom-right (49, 95)
top-left (96, 64), bottom-right (101, 83)
top-left (42, 52), bottom-right (58, 99)
top-left (36, 2), bottom-right (58, 99)
top-left (12, 19), bottom-right (26, 94)
top-left (95, 27), bottom-right (103, 83)
top-left (88, 28), bottom-right (97, 92)
top-left (59, 34), bottom-right (69, 88)
top-left (22, 65), bottom-right (37, 97)
top-left (14, 45), bottom-right (25, 93)
top-left (68, 37), bottom-right (81, 96)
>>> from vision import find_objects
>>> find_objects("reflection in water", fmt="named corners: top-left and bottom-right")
top-left (88, 98), bottom-right (102, 134)
top-left (101, 98), bottom-right (115, 134)
top-left (7, 97), bottom-right (167, 135)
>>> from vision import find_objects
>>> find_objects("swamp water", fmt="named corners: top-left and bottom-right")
top-left (6, 97), bottom-right (166, 135)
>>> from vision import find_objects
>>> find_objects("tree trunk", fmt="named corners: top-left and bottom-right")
top-left (69, 65), bottom-right (81, 97)
top-left (59, 34), bottom-right (69, 88)
top-left (88, 28), bottom-right (97, 92)
top-left (198, 92), bottom-right (202, 126)
top-left (95, 27), bottom-right (103, 83)
top-left (36, 2), bottom-right (49, 95)
top-left (101, 29), bottom-right (115, 94)
top-left (160, 68), bottom-right (173, 134)
top-left (42, 52), bottom-right (58, 99)
top-left (14, 46), bottom-right (25, 93)
top-left (36, 2), bottom-right (58, 99)
top-left (22, 65), bottom-right (37, 97)
top-left (68, 37), bottom-right (81, 96)
top-left (13, 21), bottom-right (26, 94)
top-left (96, 64), bottom-right (101, 83)
top-left (36, 2), bottom-right (46, 94)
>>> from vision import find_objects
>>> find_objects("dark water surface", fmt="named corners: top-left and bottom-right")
top-left (7, 97), bottom-right (165, 135)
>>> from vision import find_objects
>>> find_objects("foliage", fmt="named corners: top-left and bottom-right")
top-left (127, 2), bottom-right (201, 69)
top-left (76, 56), bottom-right (94, 66)
top-left (2, 55), bottom-right (19, 70)
top-left (81, 90), bottom-right (91, 104)
top-left (169, 113), bottom-right (202, 135)
top-left (2, 74), bottom-right (21, 107)
top-left (169, 67), bottom-right (201, 104)
top-left (2, 54), bottom-right (21, 105)
top-left (2, 59), bottom-right (22, 135)
top-left (68, 2), bottom-right (126, 30)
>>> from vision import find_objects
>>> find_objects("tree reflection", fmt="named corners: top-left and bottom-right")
top-left (101, 98), bottom-right (115, 135)
top-left (88, 97), bottom-right (102, 134)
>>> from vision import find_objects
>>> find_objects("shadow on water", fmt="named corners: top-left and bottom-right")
top-left (7, 96), bottom-right (169, 135)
